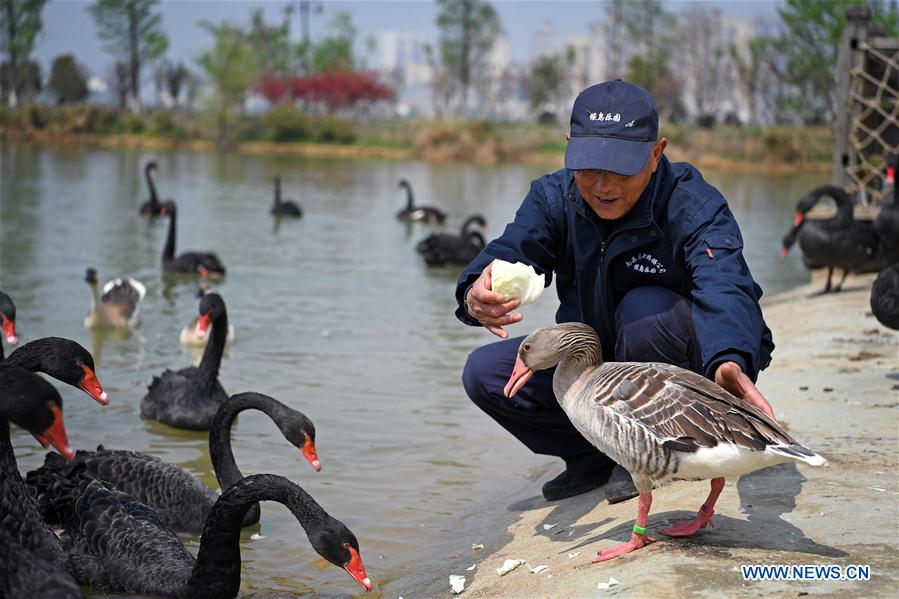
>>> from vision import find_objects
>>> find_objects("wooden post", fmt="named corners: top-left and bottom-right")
top-left (833, 6), bottom-right (871, 189)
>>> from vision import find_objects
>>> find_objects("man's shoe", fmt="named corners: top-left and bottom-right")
top-left (603, 466), bottom-right (639, 504)
top-left (541, 465), bottom-right (639, 502)
top-left (542, 469), bottom-right (610, 501)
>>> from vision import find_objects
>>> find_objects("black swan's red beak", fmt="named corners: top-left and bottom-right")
top-left (343, 546), bottom-right (372, 591)
top-left (196, 312), bottom-right (212, 339)
top-left (79, 365), bottom-right (109, 405)
top-left (32, 433), bottom-right (50, 448)
top-left (43, 402), bottom-right (75, 460)
top-left (793, 211), bottom-right (805, 227)
top-left (301, 432), bottom-right (321, 471)
top-left (1, 314), bottom-right (17, 345)
top-left (504, 354), bottom-right (533, 398)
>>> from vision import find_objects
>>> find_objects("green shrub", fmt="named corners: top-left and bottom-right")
top-left (314, 115), bottom-right (354, 143)
top-left (261, 104), bottom-right (312, 142)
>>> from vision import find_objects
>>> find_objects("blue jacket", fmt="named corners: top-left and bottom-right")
top-left (454, 156), bottom-right (774, 381)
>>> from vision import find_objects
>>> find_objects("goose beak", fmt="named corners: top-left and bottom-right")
top-left (301, 433), bottom-right (321, 471)
top-left (793, 211), bottom-right (804, 226)
top-left (79, 365), bottom-right (109, 405)
top-left (1, 314), bottom-right (17, 345)
top-left (196, 312), bottom-right (212, 339)
top-left (343, 547), bottom-right (372, 591)
top-left (504, 355), bottom-right (533, 398)
top-left (43, 403), bottom-right (75, 460)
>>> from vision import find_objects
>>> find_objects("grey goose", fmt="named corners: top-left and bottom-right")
top-left (505, 322), bottom-right (825, 562)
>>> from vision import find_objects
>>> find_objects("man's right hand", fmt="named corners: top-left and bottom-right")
top-left (465, 264), bottom-right (523, 339)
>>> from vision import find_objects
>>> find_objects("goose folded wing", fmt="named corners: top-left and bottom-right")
top-left (597, 363), bottom-right (794, 452)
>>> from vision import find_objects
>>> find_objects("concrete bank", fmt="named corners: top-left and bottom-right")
top-left (389, 272), bottom-right (898, 599)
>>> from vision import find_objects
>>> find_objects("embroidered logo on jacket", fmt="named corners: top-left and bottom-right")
top-left (625, 252), bottom-right (667, 274)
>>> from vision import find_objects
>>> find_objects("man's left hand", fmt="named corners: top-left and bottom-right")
top-left (715, 361), bottom-right (777, 422)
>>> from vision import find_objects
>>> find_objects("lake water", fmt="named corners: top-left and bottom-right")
top-left (0, 142), bottom-right (826, 597)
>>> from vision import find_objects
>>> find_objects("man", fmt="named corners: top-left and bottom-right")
top-left (456, 80), bottom-right (775, 503)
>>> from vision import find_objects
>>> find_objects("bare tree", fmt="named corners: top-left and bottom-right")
top-left (677, 5), bottom-right (729, 120)
top-left (0, 0), bottom-right (48, 107)
top-left (435, 0), bottom-right (500, 116)
top-left (89, 0), bottom-right (168, 113)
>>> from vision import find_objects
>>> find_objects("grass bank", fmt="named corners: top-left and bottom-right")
top-left (1, 104), bottom-right (832, 172)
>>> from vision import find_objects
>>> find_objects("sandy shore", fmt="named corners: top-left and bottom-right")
top-left (385, 272), bottom-right (898, 599)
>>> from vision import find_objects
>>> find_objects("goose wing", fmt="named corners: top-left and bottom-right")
top-left (594, 362), bottom-right (795, 453)
top-left (101, 278), bottom-right (145, 319)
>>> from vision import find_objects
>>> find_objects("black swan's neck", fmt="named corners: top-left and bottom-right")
top-left (163, 210), bottom-right (177, 260)
top-left (209, 393), bottom-right (282, 492)
top-left (469, 231), bottom-right (486, 249)
top-left (186, 475), bottom-right (329, 597)
top-left (0, 418), bottom-right (16, 482)
top-left (274, 179), bottom-right (281, 207)
top-left (811, 186), bottom-right (854, 225)
top-left (403, 182), bottom-right (414, 210)
top-left (4, 342), bottom-right (41, 371)
top-left (146, 167), bottom-right (159, 204)
top-left (196, 308), bottom-right (228, 393)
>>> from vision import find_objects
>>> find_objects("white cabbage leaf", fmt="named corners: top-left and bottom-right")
top-left (490, 259), bottom-right (545, 305)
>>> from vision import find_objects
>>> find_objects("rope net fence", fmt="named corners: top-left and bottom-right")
top-left (846, 37), bottom-right (899, 206)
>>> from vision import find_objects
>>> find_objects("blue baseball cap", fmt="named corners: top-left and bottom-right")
top-left (564, 80), bottom-right (659, 176)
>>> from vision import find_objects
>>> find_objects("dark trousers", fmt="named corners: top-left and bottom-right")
top-left (461, 286), bottom-right (703, 476)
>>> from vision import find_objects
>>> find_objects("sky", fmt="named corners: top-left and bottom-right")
top-left (33, 0), bottom-right (781, 78)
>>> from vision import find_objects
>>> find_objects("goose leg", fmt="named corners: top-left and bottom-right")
top-left (592, 490), bottom-right (656, 563)
top-left (659, 477), bottom-right (725, 537)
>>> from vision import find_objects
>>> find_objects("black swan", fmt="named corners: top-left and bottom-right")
top-left (0, 527), bottom-right (83, 599)
top-left (26, 470), bottom-right (373, 596)
top-left (181, 286), bottom-right (235, 347)
top-left (270, 175), bottom-right (303, 217)
top-left (141, 292), bottom-right (229, 430)
top-left (0, 289), bottom-right (17, 352)
top-left (873, 180), bottom-right (899, 264)
top-left (416, 214), bottom-right (486, 266)
top-left (160, 201), bottom-right (226, 278)
top-left (396, 179), bottom-right (446, 224)
top-left (781, 185), bottom-right (881, 292)
top-left (5, 337), bottom-right (108, 405)
top-left (0, 365), bottom-right (80, 596)
top-left (139, 161), bottom-right (163, 217)
top-left (871, 262), bottom-right (899, 330)
top-left (62, 392), bottom-right (320, 533)
top-left (84, 267), bottom-right (146, 329)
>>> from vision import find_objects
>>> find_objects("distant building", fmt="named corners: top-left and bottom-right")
top-left (371, 30), bottom-right (434, 117)
top-left (530, 21), bottom-right (557, 63)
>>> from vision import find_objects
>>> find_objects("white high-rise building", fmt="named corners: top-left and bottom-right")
top-left (530, 21), bottom-right (557, 62)
top-left (371, 30), bottom-right (434, 117)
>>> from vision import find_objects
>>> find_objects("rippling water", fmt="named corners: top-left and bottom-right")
top-left (0, 143), bottom-right (825, 597)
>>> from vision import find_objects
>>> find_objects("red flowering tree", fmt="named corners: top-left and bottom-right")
top-left (257, 71), bottom-right (393, 113)
top-left (255, 74), bottom-right (290, 104)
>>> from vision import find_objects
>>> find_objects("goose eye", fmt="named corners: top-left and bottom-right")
top-left (523, 343), bottom-right (531, 352)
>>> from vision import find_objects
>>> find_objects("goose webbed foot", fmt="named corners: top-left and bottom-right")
top-left (660, 477), bottom-right (723, 538)
top-left (592, 490), bottom-right (655, 563)
top-left (659, 504), bottom-right (714, 537)
top-left (592, 532), bottom-right (656, 563)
